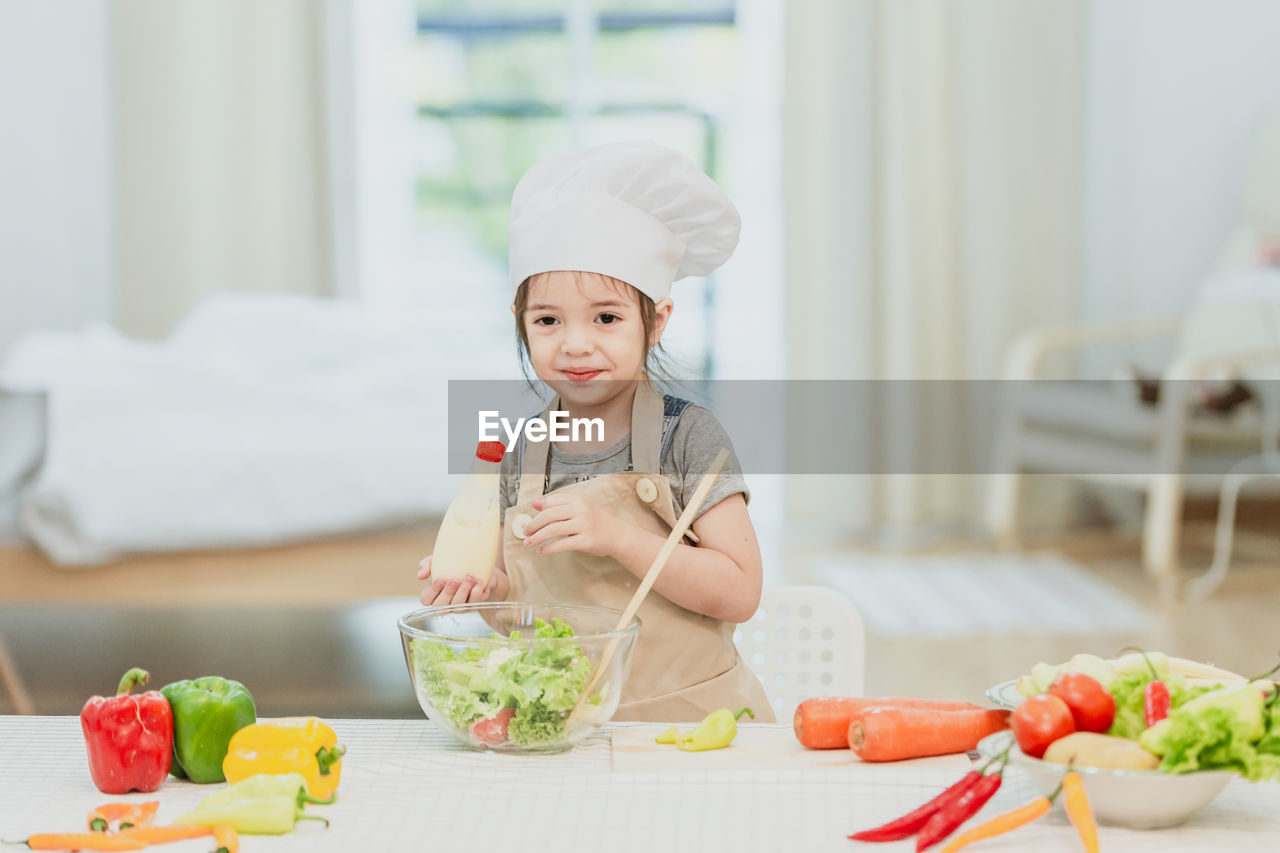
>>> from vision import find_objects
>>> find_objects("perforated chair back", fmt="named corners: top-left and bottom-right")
top-left (732, 585), bottom-right (866, 722)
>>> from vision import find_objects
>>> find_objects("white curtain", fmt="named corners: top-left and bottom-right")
top-left (111, 0), bottom-right (332, 338)
top-left (0, 1), bottom-right (113, 356)
top-left (784, 0), bottom-right (1085, 537)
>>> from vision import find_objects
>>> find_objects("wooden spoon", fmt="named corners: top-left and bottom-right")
top-left (569, 448), bottom-right (731, 723)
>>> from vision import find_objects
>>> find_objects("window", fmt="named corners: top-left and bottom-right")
top-left (334, 0), bottom-right (782, 380)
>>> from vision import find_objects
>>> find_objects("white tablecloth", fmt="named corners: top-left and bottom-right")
top-left (0, 717), bottom-right (1277, 852)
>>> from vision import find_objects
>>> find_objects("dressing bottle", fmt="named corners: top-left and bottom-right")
top-left (430, 441), bottom-right (504, 585)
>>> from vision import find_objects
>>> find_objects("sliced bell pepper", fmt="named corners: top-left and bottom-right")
top-left (80, 668), bottom-right (173, 794)
top-left (654, 725), bottom-right (680, 744)
top-left (160, 676), bottom-right (256, 783)
top-left (86, 801), bottom-right (159, 833)
top-left (222, 717), bottom-right (345, 800)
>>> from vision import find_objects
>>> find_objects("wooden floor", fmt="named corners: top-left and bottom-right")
top-left (2, 522), bottom-right (1278, 717)
top-left (828, 526), bottom-right (1280, 706)
top-left (0, 524), bottom-right (437, 717)
top-left (0, 524), bottom-right (435, 607)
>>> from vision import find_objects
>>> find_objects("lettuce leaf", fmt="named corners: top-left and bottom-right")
top-left (1255, 701), bottom-right (1280, 757)
top-left (508, 699), bottom-right (571, 745)
top-left (1107, 672), bottom-right (1214, 741)
top-left (411, 618), bottom-right (592, 742)
top-left (1143, 706), bottom-right (1280, 781)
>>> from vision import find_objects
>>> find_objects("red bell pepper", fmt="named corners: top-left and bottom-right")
top-left (80, 668), bottom-right (173, 794)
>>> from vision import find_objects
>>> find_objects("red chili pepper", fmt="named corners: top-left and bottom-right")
top-left (849, 771), bottom-right (982, 842)
top-left (915, 771), bottom-right (1003, 851)
top-left (1144, 680), bottom-right (1171, 728)
top-left (80, 668), bottom-right (173, 794)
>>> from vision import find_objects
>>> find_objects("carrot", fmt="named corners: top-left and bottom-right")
top-left (113, 824), bottom-right (213, 845)
top-left (213, 824), bottom-right (240, 853)
top-left (794, 696), bottom-right (985, 749)
top-left (18, 833), bottom-right (148, 851)
top-left (848, 707), bottom-right (1011, 762)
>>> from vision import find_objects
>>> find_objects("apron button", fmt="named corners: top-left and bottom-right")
top-left (511, 512), bottom-right (534, 539)
top-left (635, 478), bottom-right (658, 503)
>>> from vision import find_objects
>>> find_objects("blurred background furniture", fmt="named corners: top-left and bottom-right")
top-left (732, 585), bottom-right (865, 721)
top-left (1184, 383), bottom-right (1280, 601)
top-left (0, 294), bottom-right (503, 567)
top-left (0, 528), bottom-right (432, 716)
top-left (987, 110), bottom-right (1280, 597)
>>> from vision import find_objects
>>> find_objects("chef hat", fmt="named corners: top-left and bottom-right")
top-left (507, 141), bottom-right (741, 302)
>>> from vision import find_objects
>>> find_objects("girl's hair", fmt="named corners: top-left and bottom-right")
top-left (513, 270), bottom-right (678, 386)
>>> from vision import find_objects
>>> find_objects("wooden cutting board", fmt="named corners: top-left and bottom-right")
top-left (611, 724), bottom-right (974, 772)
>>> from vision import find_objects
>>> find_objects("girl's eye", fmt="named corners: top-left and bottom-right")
top-left (532, 316), bottom-right (558, 326)
top-left (597, 313), bottom-right (619, 325)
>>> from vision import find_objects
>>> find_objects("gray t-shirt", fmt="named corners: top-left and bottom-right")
top-left (499, 403), bottom-right (750, 524)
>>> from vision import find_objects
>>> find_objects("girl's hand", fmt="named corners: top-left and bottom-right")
top-left (417, 555), bottom-right (507, 606)
top-left (521, 495), bottom-right (624, 558)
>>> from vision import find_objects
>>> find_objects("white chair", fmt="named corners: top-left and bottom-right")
top-left (986, 110), bottom-right (1280, 598)
top-left (733, 585), bottom-right (866, 722)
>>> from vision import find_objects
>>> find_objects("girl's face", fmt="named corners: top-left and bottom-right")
top-left (519, 271), bottom-right (671, 408)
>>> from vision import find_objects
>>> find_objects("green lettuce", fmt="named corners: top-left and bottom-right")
top-left (508, 699), bottom-right (571, 745)
top-left (411, 618), bottom-right (591, 745)
top-left (1138, 684), bottom-right (1280, 781)
top-left (1107, 672), bottom-right (1214, 741)
top-left (1255, 702), bottom-right (1280, 760)
top-left (1140, 706), bottom-right (1280, 780)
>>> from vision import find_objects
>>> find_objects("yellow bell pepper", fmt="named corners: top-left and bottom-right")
top-left (221, 717), bottom-right (346, 800)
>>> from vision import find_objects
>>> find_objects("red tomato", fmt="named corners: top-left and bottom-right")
top-left (1011, 694), bottom-right (1075, 758)
top-left (1049, 672), bottom-right (1117, 733)
top-left (469, 706), bottom-right (516, 747)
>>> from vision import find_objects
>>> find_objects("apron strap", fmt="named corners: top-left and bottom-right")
top-left (514, 381), bottom-right (666, 504)
top-left (630, 379), bottom-right (664, 476)
top-left (516, 397), bottom-right (556, 506)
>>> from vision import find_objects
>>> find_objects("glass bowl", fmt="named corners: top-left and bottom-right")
top-left (398, 602), bottom-right (640, 753)
top-left (977, 731), bottom-right (1232, 829)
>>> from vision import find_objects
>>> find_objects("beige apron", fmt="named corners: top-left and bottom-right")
top-left (503, 381), bottom-right (775, 723)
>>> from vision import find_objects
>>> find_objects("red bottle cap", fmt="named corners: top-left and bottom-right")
top-left (476, 441), bottom-right (506, 463)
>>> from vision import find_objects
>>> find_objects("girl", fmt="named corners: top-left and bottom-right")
top-left (419, 141), bottom-right (774, 722)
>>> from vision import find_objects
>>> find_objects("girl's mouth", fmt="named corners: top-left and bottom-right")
top-left (562, 370), bottom-right (603, 382)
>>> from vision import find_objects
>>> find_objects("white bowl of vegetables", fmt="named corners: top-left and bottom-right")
top-left (976, 731), bottom-right (1233, 830)
top-left (399, 602), bottom-right (640, 753)
top-left (984, 652), bottom-right (1278, 829)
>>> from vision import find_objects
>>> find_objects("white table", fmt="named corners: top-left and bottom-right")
top-left (1, 717), bottom-right (1277, 851)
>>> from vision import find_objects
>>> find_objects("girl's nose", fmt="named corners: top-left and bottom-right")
top-left (560, 325), bottom-right (595, 356)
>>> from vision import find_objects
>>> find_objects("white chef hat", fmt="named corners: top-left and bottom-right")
top-left (507, 141), bottom-right (741, 302)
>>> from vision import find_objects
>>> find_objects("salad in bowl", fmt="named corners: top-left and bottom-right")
top-left (399, 602), bottom-right (640, 753)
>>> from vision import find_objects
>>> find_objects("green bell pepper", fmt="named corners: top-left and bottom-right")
top-left (161, 676), bottom-right (256, 783)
